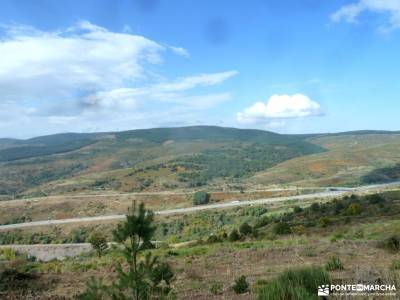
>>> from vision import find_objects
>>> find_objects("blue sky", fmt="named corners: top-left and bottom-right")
top-left (0, 0), bottom-right (399, 138)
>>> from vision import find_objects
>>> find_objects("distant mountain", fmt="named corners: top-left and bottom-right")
top-left (0, 126), bottom-right (399, 198)
top-left (0, 126), bottom-right (319, 162)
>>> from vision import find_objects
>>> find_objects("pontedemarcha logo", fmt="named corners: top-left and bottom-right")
top-left (318, 285), bottom-right (330, 296)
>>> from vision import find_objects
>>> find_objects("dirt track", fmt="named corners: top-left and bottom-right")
top-left (0, 181), bottom-right (399, 231)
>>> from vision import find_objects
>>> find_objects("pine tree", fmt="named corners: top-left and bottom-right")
top-left (81, 202), bottom-right (174, 300)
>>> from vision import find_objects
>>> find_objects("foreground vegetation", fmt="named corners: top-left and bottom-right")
top-left (1, 190), bottom-right (400, 298)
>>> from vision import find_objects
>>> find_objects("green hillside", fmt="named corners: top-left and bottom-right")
top-left (250, 132), bottom-right (400, 187)
top-left (1, 127), bottom-right (400, 198)
top-left (0, 126), bottom-right (323, 197)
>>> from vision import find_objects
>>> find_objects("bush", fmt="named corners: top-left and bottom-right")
top-left (254, 216), bottom-right (270, 228)
top-left (346, 203), bottom-right (361, 215)
top-left (273, 221), bottom-right (291, 235)
top-left (293, 206), bottom-right (303, 213)
top-left (210, 281), bottom-right (223, 295)
top-left (0, 267), bottom-right (38, 291)
top-left (192, 191), bottom-right (210, 205)
top-left (380, 235), bottom-right (400, 252)
top-left (325, 256), bottom-right (344, 271)
top-left (291, 225), bottom-right (307, 235)
top-left (206, 234), bottom-right (222, 244)
top-left (334, 201), bottom-right (345, 214)
top-left (366, 194), bottom-right (385, 204)
top-left (232, 275), bottom-right (249, 294)
top-left (391, 260), bottom-right (400, 270)
top-left (0, 248), bottom-right (17, 261)
top-left (88, 232), bottom-right (108, 257)
top-left (310, 202), bottom-right (320, 212)
top-left (257, 266), bottom-right (330, 300)
top-left (239, 222), bottom-right (253, 237)
top-left (245, 207), bottom-right (268, 217)
top-left (352, 229), bottom-right (364, 239)
top-left (319, 217), bottom-right (331, 228)
top-left (228, 229), bottom-right (241, 242)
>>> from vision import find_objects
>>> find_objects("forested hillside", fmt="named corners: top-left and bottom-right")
top-left (1, 127), bottom-right (399, 198)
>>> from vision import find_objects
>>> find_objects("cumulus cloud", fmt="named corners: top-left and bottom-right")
top-left (0, 21), bottom-right (238, 137)
top-left (331, 0), bottom-right (400, 31)
top-left (237, 94), bottom-right (322, 124)
top-left (0, 21), bottom-right (168, 101)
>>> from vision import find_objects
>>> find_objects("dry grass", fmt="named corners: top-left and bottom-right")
top-left (6, 236), bottom-right (397, 299)
top-left (0, 189), bottom-right (304, 224)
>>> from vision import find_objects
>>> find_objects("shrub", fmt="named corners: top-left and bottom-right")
top-left (310, 202), bottom-right (320, 212)
top-left (206, 234), bottom-right (222, 244)
top-left (346, 203), bottom-right (361, 215)
top-left (254, 216), bottom-right (270, 228)
top-left (334, 201), bottom-right (345, 214)
top-left (245, 207), bottom-right (268, 217)
top-left (0, 267), bottom-right (38, 291)
top-left (366, 194), bottom-right (385, 204)
top-left (232, 275), bottom-right (249, 294)
top-left (291, 225), bottom-right (307, 235)
top-left (293, 206), bottom-right (303, 213)
top-left (257, 266), bottom-right (330, 300)
top-left (330, 232), bottom-right (344, 243)
top-left (210, 281), bottom-right (223, 295)
top-left (228, 229), bottom-right (241, 242)
top-left (88, 232), bottom-right (108, 257)
top-left (273, 221), bottom-right (291, 235)
top-left (391, 260), bottom-right (400, 270)
top-left (325, 256), bottom-right (344, 271)
top-left (380, 235), bottom-right (400, 252)
top-left (239, 222), bottom-right (253, 237)
top-left (0, 248), bottom-right (17, 261)
top-left (192, 191), bottom-right (210, 205)
top-left (319, 217), bottom-right (331, 228)
top-left (352, 229), bottom-right (364, 239)
top-left (221, 231), bottom-right (228, 239)
top-left (70, 228), bottom-right (89, 243)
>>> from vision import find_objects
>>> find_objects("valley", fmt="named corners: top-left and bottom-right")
top-left (1, 126), bottom-right (400, 299)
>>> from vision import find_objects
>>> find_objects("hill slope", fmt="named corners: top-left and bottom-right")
top-left (0, 126), bottom-right (323, 197)
top-left (250, 133), bottom-right (400, 187)
top-left (1, 127), bottom-right (400, 198)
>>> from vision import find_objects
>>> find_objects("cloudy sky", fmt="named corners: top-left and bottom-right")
top-left (0, 0), bottom-right (400, 138)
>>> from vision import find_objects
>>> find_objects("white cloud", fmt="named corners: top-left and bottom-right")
top-left (237, 94), bottom-right (322, 124)
top-left (0, 21), bottom-right (239, 137)
top-left (81, 71), bottom-right (238, 111)
top-left (0, 21), bottom-right (168, 101)
top-left (331, 0), bottom-right (400, 31)
top-left (155, 71), bottom-right (239, 92)
top-left (169, 46), bottom-right (190, 58)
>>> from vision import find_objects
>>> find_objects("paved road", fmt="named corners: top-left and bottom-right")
top-left (1, 181), bottom-right (399, 231)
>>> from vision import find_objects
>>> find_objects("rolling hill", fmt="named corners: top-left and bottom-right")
top-left (0, 126), bottom-right (399, 198)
